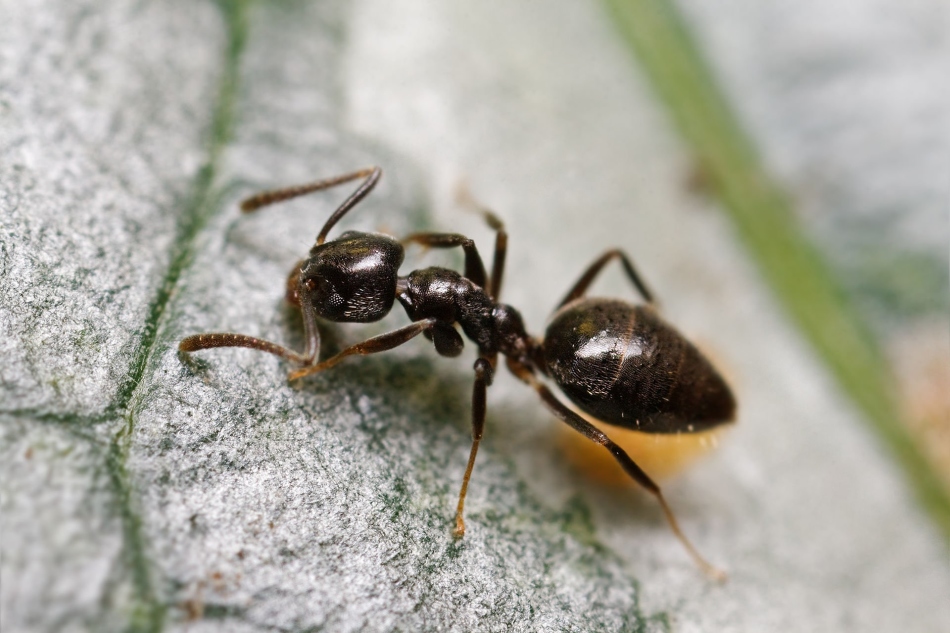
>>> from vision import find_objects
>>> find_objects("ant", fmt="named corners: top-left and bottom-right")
top-left (179, 167), bottom-right (737, 579)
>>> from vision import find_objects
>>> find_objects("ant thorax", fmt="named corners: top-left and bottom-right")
top-left (397, 267), bottom-right (529, 359)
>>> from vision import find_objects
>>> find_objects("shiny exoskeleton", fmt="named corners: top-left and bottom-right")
top-left (179, 167), bottom-right (736, 579)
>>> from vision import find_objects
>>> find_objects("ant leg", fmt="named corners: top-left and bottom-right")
top-left (453, 356), bottom-right (494, 537)
top-left (557, 249), bottom-right (656, 309)
top-left (402, 233), bottom-right (488, 288)
top-left (288, 318), bottom-right (439, 381)
top-left (506, 357), bottom-right (726, 581)
top-left (485, 214), bottom-right (507, 301)
top-left (240, 166), bottom-right (382, 246)
top-left (180, 302), bottom-right (322, 367)
top-left (457, 187), bottom-right (508, 300)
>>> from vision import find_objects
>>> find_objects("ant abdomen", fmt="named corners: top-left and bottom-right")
top-left (543, 299), bottom-right (735, 433)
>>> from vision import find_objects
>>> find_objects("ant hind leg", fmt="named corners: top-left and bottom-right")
top-left (505, 357), bottom-right (726, 581)
top-left (557, 249), bottom-right (656, 309)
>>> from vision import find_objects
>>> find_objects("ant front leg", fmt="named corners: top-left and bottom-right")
top-left (288, 318), bottom-right (442, 381)
top-left (557, 249), bottom-right (656, 309)
top-left (505, 357), bottom-right (726, 581)
top-left (453, 356), bottom-right (494, 538)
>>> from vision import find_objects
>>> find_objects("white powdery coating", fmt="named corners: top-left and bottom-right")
top-left (0, 0), bottom-right (223, 415)
top-left (0, 418), bottom-right (127, 632)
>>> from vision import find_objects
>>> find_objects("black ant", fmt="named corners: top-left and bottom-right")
top-left (179, 167), bottom-right (737, 579)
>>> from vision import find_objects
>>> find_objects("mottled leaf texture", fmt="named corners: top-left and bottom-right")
top-left (2, 1), bottom-right (948, 632)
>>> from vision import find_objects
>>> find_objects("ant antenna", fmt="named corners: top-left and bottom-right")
top-left (240, 167), bottom-right (382, 246)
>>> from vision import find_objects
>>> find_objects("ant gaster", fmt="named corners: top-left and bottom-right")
top-left (179, 167), bottom-right (737, 579)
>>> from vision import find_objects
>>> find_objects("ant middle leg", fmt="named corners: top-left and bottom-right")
top-left (453, 355), bottom-right (495, 538)
top-left (505, 357), bottom-right (725, 581)
top-left (557, 249), bottom-right (656, 309)
top-left (402, 233), bottom-right (489, 289)
top-left (457, 187), bottom-right (508, 300)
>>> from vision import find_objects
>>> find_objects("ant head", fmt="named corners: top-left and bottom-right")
top-left (299, 231), bottom-right (404, 323)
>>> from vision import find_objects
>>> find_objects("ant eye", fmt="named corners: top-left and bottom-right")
top-left (306, 276), bottom-right (335, 299)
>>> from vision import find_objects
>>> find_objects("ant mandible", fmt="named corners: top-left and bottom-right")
top-left (179, 167), bottom-right (736, 579)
